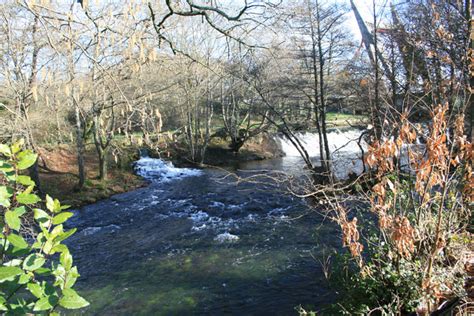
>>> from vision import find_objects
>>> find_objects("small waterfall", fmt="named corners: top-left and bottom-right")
top-left (134, 156), bottom-right (203, 182)
top-left (276, 129), bottom-right (366, 157)
top-left (275, 129), bottom-right (367, 179)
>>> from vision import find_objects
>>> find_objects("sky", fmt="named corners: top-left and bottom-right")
top-left (345, 0), bottom-right (394, 42)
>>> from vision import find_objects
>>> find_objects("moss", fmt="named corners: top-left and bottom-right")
top-left (39, 144), bottom-right (146, 208)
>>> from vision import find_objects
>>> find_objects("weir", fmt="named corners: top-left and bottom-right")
top-left (275, 129), bottom-right (367, 179)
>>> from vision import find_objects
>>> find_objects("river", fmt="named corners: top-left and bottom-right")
top-left (65, 129), bottom-right (365, 315)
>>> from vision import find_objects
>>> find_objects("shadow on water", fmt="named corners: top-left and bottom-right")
top-left (64, 157), bottom-right (344, 315)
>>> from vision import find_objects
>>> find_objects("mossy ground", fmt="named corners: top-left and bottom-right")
top-left (38, 144), bottom-right (145, 207)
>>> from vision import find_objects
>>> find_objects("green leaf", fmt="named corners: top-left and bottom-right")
top-left (52, 212), bottom-right (74, 225)
top-left (33, 295), bottom-right (58, 311)
top-left (60, 250), bottom-right (73, 271)
top-left (44, 281), bottom-right (58, 296)
top-left (16, 150), bottom-right (37, 170)
top-left (13, 206), bottom-right (26, 217)
top-left (50, 225), bottom-right (64, 239)
top-left (46, 195), bottom-right (63, 213)
top-left (23, 184), bottom-right (34, 195)
top-left (5, 210), bottom-right (21, 231)
top-left (33, 209), bottom-right (50, 228)
top-left (23, 254), bottom-right (46, 271)
top-left (3, 171), bottom-right (15, 182)
top-left (51, 244), bottom-right (68, 254)
top-left (0, 296), bottom-right (6, 311)
top-left (16, 192), bottom-right (41, 205)
top-left (3, 259), bottom-right (22, 267)
top-left (18, 272), bottom-right (32, 284)
top-left (0, 144), bottom-right (11, 156)
top-left (10, 246), bottom-right (29, 256)
top-left (0, 161), bottom-right (14, 173)
top-left (53, 199), bottom-right (62, 213)
top-left (64, 266), bottom-right (79, 289)
top-left (27, 282), bottom-right (44, 298)
top-left (10, 139), bottom-right (24, 154)
top-left (32, 232), bottom-right (46, 248)
top-left (7, 233), bottom-right (28, 249)
top-left (55, 228), bottom-right (76, 243)
top-left (0, 186), bottom-right (13, 207)
top-left (46, 195), bottom-right (54, 212)
top-left (59, 289), bottom-right (89, 309)
top-left (0, 266), bottom-right (22, 282)
top-left (42, 240), bottom-right (54, 255)
top-left (35, 267), bottom-right (51, 276)
top-left (16, 175), bottom-right (35, 186)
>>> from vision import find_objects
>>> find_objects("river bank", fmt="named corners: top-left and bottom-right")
top-left (38, 144), bottom-right (147, 207)
top-left (38, 117), bottom-right (368, 208)
top-left (38, 133), bottom-right (283, 207)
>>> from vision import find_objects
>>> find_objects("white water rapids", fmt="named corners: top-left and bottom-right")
top-left (134, 128), bottom-right (368, 183)
top-left (275, 129), bottom-right (367, 179)
top-left (134, 156), bottom-right (203, 182)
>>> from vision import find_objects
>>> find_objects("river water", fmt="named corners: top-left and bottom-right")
top-left (65, 129), bottom-right (365, 315)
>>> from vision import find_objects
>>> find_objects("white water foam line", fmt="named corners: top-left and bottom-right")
top-left (214, 232), bottom-right (240, 243)
top-left (275, 129), bottom-right (368, 179)
top-left (276, 129), bottom-right (366, 158)
top-left (135, 157), bottom-right (203, 182)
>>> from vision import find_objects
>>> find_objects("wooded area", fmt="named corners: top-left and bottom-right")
top-left (1, 0), bottom-right (469, 183)
top-left (0, 0), bottom-right (472, 314)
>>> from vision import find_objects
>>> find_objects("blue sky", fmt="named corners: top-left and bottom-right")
top-left (346, 0), bottom-right (393, 41)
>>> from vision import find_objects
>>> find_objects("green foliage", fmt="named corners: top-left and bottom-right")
top-left (328, 250), bottom-right (424, 315)
top-left (0, 140), bottom-right (88, 314)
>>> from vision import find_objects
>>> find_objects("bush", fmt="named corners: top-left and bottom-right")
top-left (0, 140), bottom-right (88, 314)
top-left (332, 105), bottom-right (471, 314)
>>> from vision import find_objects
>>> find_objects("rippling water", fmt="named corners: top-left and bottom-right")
top-left (65, 130), bottom-right (366, 315)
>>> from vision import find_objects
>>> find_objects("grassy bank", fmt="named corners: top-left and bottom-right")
top-left (326, 112), bottom-right (367, 127)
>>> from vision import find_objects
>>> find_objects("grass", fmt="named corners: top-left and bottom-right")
top-left (325, 112), bottom-right (367, 126)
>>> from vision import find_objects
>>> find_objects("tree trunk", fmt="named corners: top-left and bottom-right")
top-left (307, 0), bottom-right (327, 175)
top-left (22, 15), bottom-right (42, 192)
top-left (75, 107), bottom-right (85, 189)
top-left (467, 0), bottom-right (473, 142)
top-left (316, 0), bottom-right (332, 179)
top-left (373, 0), bottom-right (382, 140)
top-left (29, 160), bottom-right (42, 193)
top-left (98, 151), bottom-right (107, 181)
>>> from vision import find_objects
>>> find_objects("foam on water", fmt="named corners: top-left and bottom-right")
top-left (80, 224), bottom-right (121, 236)
top-left (276, 129), bottom-right (367, 179)
top-left (135, 157), bottom-right (202, 182)
top-left (276, 129), bottom-right (366, 157)
top-left (214, 232), bottom-right (240, 243)
top-left (189, 211), bottom-right (210, 222)
top-left (209, 201), bottom-right (225, 209)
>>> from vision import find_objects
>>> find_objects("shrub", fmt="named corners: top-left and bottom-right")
top-left (0, 140), bottom-right (88, 314)
top-left (332, 105), bottom-right (472, 314)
